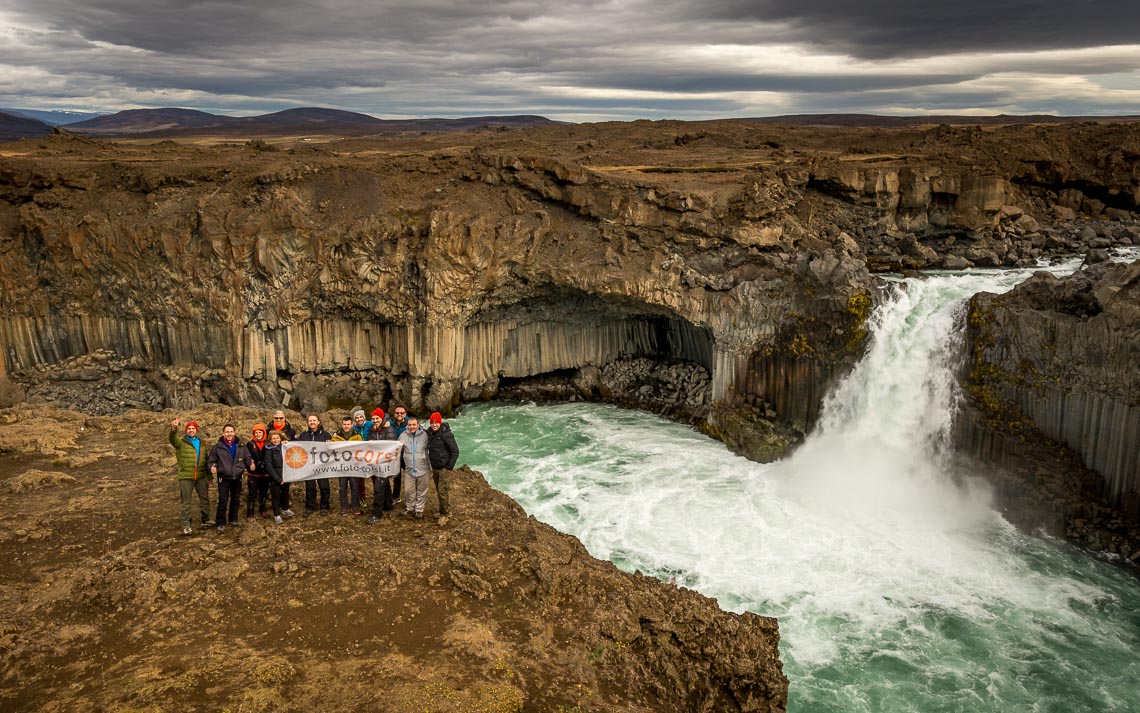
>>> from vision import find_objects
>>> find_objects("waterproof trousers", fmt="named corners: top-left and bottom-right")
top-left (179, 478), bottom-right (210, 529)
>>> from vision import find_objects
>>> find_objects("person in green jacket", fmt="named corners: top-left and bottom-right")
top-left (169, 417), bottom-right (213, 535)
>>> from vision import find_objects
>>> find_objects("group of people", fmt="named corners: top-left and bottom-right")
top-left (168, 407), bottom-right (460, 536)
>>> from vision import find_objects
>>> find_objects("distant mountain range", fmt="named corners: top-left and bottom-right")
top-left (63, 107), bottom-right (566, 138)
top-left (744, 113), bottom-right (1140, 127)
top-left (1, 108), bottom-right (106, 126)
top-left (4, 108), bottom-right (1140, 144)
top-left (0, 111), bottom-right (54, 142)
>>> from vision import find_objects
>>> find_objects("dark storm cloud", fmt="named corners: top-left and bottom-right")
top-left (2, 1), bottom-right (1139, 119)
top-left (686, 1), bottom-right (1140, 59)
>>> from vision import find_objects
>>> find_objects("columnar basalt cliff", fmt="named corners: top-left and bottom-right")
top-left (962, 259), bottom-right (1140, 556)
top-left (1, 121), bottom-right (1138, 466)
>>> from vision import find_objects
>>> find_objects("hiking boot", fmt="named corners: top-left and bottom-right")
top-left (319, 509), bottom-right (330, 517)
top-left (414, 512), bottom-right (423, 520)
top-left (231, 520), bottom-right (242, 528)
top-left (283, 509), bottom-right (295, 518)
top-left (182, 527), bottom-right (193, 536)
top-left (274, 515), bottom-right (283, 525)
top-left (366, 516), bottom-right (380, 525)
top-left (216, 524), bottom-right (226, 533)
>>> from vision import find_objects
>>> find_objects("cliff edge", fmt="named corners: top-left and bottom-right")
top-left (0, 403), bottom-right (787, 712)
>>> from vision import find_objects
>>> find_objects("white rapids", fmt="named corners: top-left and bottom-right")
top-left (456, 253), bottom-right (1140, 713)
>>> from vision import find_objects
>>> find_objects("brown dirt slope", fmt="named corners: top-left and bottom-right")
top-left (0, 404), bottom-right (787, 712)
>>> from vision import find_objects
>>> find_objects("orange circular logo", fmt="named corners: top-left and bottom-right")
top-left (284, 446), bottom-right (309, 469)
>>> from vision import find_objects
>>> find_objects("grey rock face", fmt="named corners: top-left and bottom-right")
top-left (963, 260), bottom-right (1140, 554)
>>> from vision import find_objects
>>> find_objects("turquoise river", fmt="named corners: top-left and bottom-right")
top-left (451, 258), bottom-right (1140, 713)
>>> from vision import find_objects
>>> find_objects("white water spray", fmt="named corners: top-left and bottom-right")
top-left (458, 255), bottom-right (1140, 713)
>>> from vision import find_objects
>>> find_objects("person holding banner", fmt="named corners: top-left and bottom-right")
top-left (352, 409), bottom-right (374, 503)
top-left (263, 430), bottom-right (294, 524)
top-left (398, 416), bottom-right (431, 519)
top-left (390, 406), bottom-right (411, 502)
top-left (366, 408), bottom-right (397, 524)
top-left (297, 414), bottom-right (332, 515)
top-left (332, 416), bottom-right (365, 516)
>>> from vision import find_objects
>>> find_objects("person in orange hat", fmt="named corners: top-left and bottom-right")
top-left (168, 416), bottom-right (212, 535)
top-left (246, 423), bottom-right (271, 519)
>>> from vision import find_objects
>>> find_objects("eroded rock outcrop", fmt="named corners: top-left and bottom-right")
top-left (1, 121), bottom-right (1138, 465)
top-left (962, 260), bottom-right (1140, 556)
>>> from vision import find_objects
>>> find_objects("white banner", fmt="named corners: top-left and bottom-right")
top-left (282, 440), bottom-right (403, 482)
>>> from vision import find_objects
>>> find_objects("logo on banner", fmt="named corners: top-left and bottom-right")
top-left (282, 439), bottom-right (403, 482)
top-left (285, 446), bottom-right (309, 468)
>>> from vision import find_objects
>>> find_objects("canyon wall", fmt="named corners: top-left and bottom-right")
top-left (1, 122), bottom-right (1138, 464)
top-left (962, 259), bottom-right (1140, 555)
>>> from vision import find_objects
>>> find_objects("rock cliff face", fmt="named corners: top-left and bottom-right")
top-left (963, 259), bottom-right (1140, 556)
top-left (1, 121), bottom-right (1138, 464)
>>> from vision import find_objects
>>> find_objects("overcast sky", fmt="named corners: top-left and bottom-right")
top-left (2, 1), bottom-right (1140, 121)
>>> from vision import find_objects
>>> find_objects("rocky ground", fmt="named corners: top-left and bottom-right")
top-left (0, 403), bottom-right (787, 712)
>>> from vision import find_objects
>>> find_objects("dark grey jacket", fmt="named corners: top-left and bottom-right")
top-left (206, 438), bottom-right (253, 480)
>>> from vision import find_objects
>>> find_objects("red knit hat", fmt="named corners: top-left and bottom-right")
top-left (372, 407), bottom-right (385, 419)
top-left (184, 421), bottom-right (200, 433)
top-left (429, 412), bottom-right (442, 424)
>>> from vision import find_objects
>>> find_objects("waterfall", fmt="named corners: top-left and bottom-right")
top-left (457, 256), bottom-right (1140, 713)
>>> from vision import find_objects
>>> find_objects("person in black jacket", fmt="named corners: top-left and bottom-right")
top-left (207, 424), bottom-right (253, 532)
top-left (268, 410), bottom-right (297, 441)
top-left (365, 408), bottom-right (398, 524)
top-left (296, 413), bottom-right (332, 515)
top-left (263, 430), bottom-right (295, 524)
top-left (426, 412), bottom-right (459, 518)
top-left (246, 423), bottom-right (270, 519)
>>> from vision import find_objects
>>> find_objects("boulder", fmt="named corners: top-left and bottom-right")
top-left (942, 254), bottom-right (973, 270)
top-left (1057, 188), bottom-right (1085, 210)
top-left (1052, 205), bottom-right (1077, 221)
